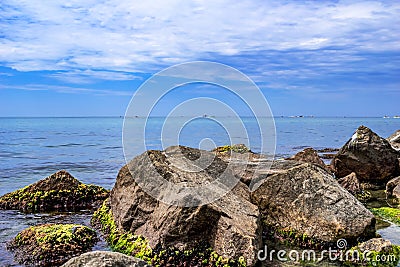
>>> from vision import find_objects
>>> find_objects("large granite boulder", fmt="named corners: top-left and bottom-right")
top-left (62, 251), bottom-right (150, 267)
top-left (109, 146), bottom-right (261, 266)
top-left (7, 224), bottom-right (97, 267)
top-left (331, 126), bottom-right (399, 183)
top-left (387, 130), bottom-right (400, 150)
top-left (251, 163), bottom-right (376, 246)
top-left (0, 170), bottom-right (109, 213)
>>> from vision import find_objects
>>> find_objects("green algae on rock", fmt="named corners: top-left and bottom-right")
top-left (7, 223), bottom-right (98, 267)
top-left (213, 144), bottom-right (251, 155)
top-left (370, 207), bottom-right (400, 225)
top-left (0, 170), bottom-right (109, 213)
top-left (92, 199), bottom-right (246, 267)
top-left (91, 199), bottom-right (152, 261)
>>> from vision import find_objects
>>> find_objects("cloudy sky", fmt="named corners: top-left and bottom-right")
top-left (0, 0), bottom-right (399, 116)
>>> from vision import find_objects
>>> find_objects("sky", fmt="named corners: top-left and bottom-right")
top-left (0, 0), bottom-right (399, 117)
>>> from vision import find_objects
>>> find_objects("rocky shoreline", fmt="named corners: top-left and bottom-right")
top-left (1, 125), bottom-right (400, 266)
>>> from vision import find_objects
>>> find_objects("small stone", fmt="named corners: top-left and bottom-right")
top-left (337, 172), bottom-right (361, 195)
top-left (288, 147), bottom-right (329, 171)
top-left (356, 238), bottom-right (392, 253)
top-left (62, 251), bottom-right (150, 267)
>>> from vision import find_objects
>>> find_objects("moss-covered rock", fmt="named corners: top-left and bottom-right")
top-left (370, 207), bottom-right (400, 225)
top-left (0, 170), bottom-right (109, 213)
top-left (213, 144), bottom-right (251, 155)
top-left (7, 224), bottom-right (98, 266)
top-left (262, 225), bottom-right (327, 250)
top-left (92, 199), bottom-right (246, 267)
top-left (344, 238), bottom-right (400, 267)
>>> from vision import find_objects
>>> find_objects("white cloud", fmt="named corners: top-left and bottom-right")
top-left (47, 69), bottom-right (142, 84)
top-left (0, 0), bottom-right (399, 74)
top-left (0, 83), bottom-right (131, 96)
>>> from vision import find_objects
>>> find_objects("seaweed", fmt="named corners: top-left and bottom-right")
top-left (91, 199), bottom-right (246, 267)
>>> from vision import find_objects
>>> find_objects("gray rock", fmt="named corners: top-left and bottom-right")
top-left (213, 144), bottom-right (268, 186)
top-left (331, 126), bottom-right (399, 183)
top-left (110, 146), bottom-right (262, 266)
top-left (386, 176), bottom-right (400, 201)
top-left (337, 172), bottom-right (361, 195)
top-left (251, 163), bottom-right (376, 244)
top-left (356, 238), bottom-right (392, 253)
top-left (288, 147), bottom-right (329, 171)
top-left (393, 185), bottom-right (400, 200)
top-left (387, 130), bottom-right (400, 150)
top-left (62, 251), bottom-right (150, 267)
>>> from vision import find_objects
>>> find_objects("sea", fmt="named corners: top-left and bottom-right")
top-left (1, 116), bottom-right (400, 266)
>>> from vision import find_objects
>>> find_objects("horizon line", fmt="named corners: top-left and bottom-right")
top-left (0, 115), bottom-right (399, 119)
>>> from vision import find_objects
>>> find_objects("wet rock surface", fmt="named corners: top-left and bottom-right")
top-left (0, 170), bottom-right (109, 213)
top-left (62, 251), bottom-right (150, 267)
top-left (7, 223), bottom-right (97, 267)
top-left (331, 126), bottom-right (399, 183)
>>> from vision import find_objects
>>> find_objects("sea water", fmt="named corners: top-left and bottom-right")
top-left (1, 117), bottom-right (400, 266)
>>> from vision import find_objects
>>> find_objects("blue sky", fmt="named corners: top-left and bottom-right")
top-left (0, 0), bottom-right (399, 117)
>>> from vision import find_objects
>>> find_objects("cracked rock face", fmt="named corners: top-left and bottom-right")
top-left (331, 126), bottom-right (399, 183)
top-left (110, 146), bottom-right (262, 266)
top-left (251, 163), bottom-right (376, 245)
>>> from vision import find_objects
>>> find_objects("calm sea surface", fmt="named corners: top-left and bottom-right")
top-left (1, 117), bottom-right (400, 266)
